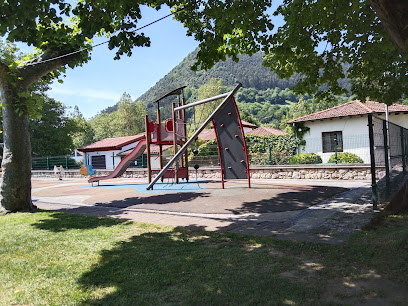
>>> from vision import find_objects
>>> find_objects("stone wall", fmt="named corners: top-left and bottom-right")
top-left (32, 164), bottom-right (386, 181)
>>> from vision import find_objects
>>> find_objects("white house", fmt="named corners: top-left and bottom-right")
top-left (78, 133), bottom-right (146, 170)
top-left (288, 100), bottom-right (408, 163)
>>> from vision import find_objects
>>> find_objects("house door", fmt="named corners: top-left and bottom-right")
top-left (91, 155), bottom-right (106, 169)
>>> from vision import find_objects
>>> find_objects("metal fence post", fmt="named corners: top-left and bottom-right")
top-left (368, 114), bottom-right (378, 209)
top-left (334, 134), bottom-right (338, 164)
top-left (401, 127), bottom-right (406, 174)
top-left (268, 140), bottom-right (272, 165)
top-left (383, 120), bottom-right (390, 196)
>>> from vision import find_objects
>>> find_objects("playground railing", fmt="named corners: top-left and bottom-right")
top-left (31, 155), bottom-right (81, 170)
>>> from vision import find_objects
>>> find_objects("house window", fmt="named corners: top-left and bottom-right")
top-left (322, 131), bottom-right (343, 153)
top-left (91, 155), bottom-right (106, 169)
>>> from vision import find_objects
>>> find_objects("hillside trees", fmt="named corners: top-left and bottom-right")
top-left (116, 94), bottom-right (147, 136)
top-left (194, 78), bottom-right (226, 123)
top-left (70, 106), bottom-right (95, 149)
top-left (89, 93), bottom-right (147, 141)
top-left (30, 97), bottom-right (80, 156)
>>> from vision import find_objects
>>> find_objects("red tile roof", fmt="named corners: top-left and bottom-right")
top-left (241, 120), bottom-right (257, 128)
top-left (198, 129), bottom-right (216, 142)
top-left (288, 100), bottom-right (408, 123)
top-left (78, 133), bottom-right (145, 152)
top-left (247, 126), bottom-right (288, 136)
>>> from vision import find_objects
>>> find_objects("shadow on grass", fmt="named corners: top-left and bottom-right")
top-left (78, 226), bottom-right (321, 305)
top-left (32, 211), bottom-right (128, 232)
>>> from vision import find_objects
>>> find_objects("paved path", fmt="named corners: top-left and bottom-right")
top-left (32, 178), bottom-right (376, 244)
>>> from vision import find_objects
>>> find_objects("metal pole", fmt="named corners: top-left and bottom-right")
top-left (383, 119), bottom-right (390, 196)
top-left (334, 134), bottom-right (338, 164)
top-left (385, 104), bottom-right (391, 171)
top-left (145, 115), bottom-right (152, 183)
top-left (174, 92), bottom-right (229, 112)
top-left (146, 83), bottom-right (242, 190)
top-left (172, 103), bottom-right (179, 184)
top-left (401, 126), bottom-right (406, 174)
top-left (368, 114), bottom-right (378, 209)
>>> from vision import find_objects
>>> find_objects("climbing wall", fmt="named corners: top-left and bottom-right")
top-left (212, 97), bottom-right (250, 181)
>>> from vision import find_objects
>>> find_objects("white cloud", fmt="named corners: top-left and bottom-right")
top-left (50, 85), bottom-right (123, 102)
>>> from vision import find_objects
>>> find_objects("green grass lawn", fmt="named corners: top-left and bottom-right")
top-left (0, 211), bottom-right (407, 305)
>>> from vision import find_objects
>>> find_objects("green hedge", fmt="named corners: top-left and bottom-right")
top-left (194, 134), bottom-right (301, 165)
top-left (328, 152), bottom-right (364, 164)
top-left (289, 153), bottom-right (322, 165)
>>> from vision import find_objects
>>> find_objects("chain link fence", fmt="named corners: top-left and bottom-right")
top-left (368, 114), bottom-right (408, 208)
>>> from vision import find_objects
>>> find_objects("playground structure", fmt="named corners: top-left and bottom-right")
top-left (87, 83), bottom-right (250, 189)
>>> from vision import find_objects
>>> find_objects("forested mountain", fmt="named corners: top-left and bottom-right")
top-left (102, 48), bottom-right (299, 114)
top-left (99, 47), bottom-right (354, 132)
top-left (138, 49), bottom-right (298, 106)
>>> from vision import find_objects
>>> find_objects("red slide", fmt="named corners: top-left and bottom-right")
top-left (88, 139), bottom-right (146, 183)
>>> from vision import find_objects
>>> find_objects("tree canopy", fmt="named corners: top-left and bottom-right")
top-left (173, 0), bottom-right (408, 104)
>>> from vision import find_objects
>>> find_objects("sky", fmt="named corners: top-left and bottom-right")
top-left (47, 6), bottom-right (199, 119)
top-left (15, 3), bottom-right (283, 120)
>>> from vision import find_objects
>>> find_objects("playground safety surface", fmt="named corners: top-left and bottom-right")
top-left (32, 178), bottom-right (376, 244)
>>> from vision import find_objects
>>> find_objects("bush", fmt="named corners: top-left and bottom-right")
top-left (328, 152), bottom-right (363, 164)
top-left (192, 134), bottom-right (302, 166)
top-left (289, 153), bottom-right (322, 165)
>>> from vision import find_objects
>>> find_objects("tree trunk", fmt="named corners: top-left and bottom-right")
top-left (0, 87), bottom-right (33, 214)
top-left (370, 0), bottom-right (408, 56)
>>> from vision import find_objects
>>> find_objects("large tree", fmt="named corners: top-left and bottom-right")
top-left (0, 0), bottom-right (407, 213)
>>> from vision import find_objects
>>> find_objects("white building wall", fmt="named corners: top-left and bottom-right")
top-left (85, 139), bottom-right (156, 170)
top-left (376, 113), bottom-right (408, 129)
top-left (301, 116), bottom-right (370, 163)
top-left (86, 150), bottom-right (121, 170)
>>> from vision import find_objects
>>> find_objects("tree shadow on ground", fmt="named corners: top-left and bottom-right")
top-left (93, 192), bottom-right (210, 209)
top-left (227, 186), bottom-right (348, 214)
top-left (77, 226), bottom-right (323, 305)
top-left (31, 211), bottom-right (128, 232)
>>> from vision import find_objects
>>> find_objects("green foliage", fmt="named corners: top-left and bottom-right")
top-left (195, 78), bottom-right (225, 122)
top-left (195, 134), bottom-right (301, 165)
top-left (30, 96), bottom-right (80, 156)
top-left (70, 106), bottom-right (95, 148)
top-left (172, 1), bottom-right (274, 71)
top-left (328, 152), bottom-right (364, 164)
top-left (89, 93), bottom-right (147, 141)
top-left (116, 93), bottom-right (146, 136)
top-left (195, 139), bottom-right (218, 157)
top-left (90, 112), bottom-right (122, 141)
top-left (136, 50), bottom-right (300, 119)
top-left (0, 39), bottom-right (21, 65)
top-left (289, 153), bottom-right (322, 165)
top-left (262, 0), bottom-right (407, 104)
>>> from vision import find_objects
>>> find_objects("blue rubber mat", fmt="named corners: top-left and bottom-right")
top-left (85, 181), bottom-right (208, 193)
